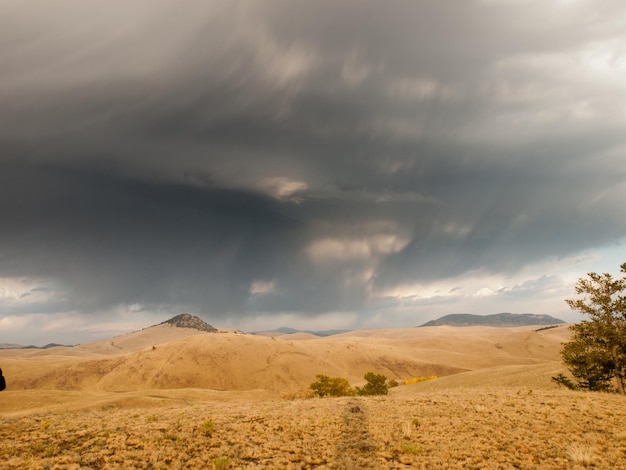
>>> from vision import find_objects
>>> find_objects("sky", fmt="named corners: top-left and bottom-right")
top-left (1, 0), bottom-right (626, 346)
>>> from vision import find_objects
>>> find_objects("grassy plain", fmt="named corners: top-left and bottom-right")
top-left (1, 324), bottom-right (625, 468)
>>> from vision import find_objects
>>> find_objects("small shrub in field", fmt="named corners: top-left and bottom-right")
top-left (356, 372), bottom-right (388, 396)
top-left (212, 456), bottom-right (229, 469)
top-left (399, 442), bottom-right (422, 454)
top-left (388, 379), bottom-right (400, 388)
top-left (202, 418), bottom-right (215, 437)
top-left (310, 374), bottom-right (355, 397)
top-left (41, 420), bottom-right (53, 430)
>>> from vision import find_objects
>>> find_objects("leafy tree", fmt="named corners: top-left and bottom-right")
top-left (355, 372), bottom-right (389, 396)
top-left (310, 374), bottom-right (355, 397)
top-left (562, 263), bottom-right (626, 393)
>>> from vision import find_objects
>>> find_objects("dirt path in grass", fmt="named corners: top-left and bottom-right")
top-left (334, 398), bottom-right (379, 469)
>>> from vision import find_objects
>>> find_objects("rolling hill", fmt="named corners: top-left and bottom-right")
top-left (0, 314), bottom-right (571, 393)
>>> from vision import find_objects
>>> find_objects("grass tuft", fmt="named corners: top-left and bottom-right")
top-left (566, 443), bottom-right (596, 467)
top-left (401, 421), bottom-right (412, 439)
top-left (212, 456), bottom-right (229, 469)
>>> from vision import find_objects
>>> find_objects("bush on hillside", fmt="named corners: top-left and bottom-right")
top-left (310, 374), bottom-right (355, 397)
top-left (310, 372), bottom-right (396, 397)
top-left (356, 372), bottom-right (388, 396)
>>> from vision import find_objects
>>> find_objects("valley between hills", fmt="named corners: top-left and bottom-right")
top-left (1, 319), bottom-right (625, 469)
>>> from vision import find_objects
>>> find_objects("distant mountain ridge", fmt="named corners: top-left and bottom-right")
top-left (0, 342), bottom-right (72, 350)
top-left (254, 327), bottom-right (351, 337)
top-left (159, 313), bottom-right (218, 332)
top-left (22, 343), bottom-right (72, 349)
top-left (419, 313), bottom-right (565, 327)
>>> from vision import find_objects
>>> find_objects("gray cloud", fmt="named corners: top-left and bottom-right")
top-left (1, 0), bottom-right (626, 339)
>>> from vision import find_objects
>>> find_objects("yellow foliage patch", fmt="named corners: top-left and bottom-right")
top-left (403, 376), bottom-right (437, 385)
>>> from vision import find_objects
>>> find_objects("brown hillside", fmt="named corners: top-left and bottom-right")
top-left (0, 325), bottom-right (570, 393)
top-left (78, 323), bottom-right (212, 355)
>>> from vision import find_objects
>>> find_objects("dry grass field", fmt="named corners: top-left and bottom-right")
top-left (2, 324), bottom-right (626, 469)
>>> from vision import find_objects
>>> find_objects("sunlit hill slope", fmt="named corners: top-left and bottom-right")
top-left (0, 315), bottom-right (571, 393)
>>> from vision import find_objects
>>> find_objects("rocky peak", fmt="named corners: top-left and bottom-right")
top-left (160, 314), bottom-right (218, 332)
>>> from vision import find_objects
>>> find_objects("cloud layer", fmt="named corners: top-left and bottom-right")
top-left (1, 0), bottom-right (626, 343)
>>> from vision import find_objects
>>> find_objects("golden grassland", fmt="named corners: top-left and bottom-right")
top-left (2, 324), bottom-right (626, 468)
top-left (1, 387), bottom-right (625, 469)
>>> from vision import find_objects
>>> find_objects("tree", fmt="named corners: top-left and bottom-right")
top-left (562, 263), bottom-right (626, 393)
top-left (310, 374), bottom-right (355, 397)
top-left (355, 372), bottom-right (388, 396)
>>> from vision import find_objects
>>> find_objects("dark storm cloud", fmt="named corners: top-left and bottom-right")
top-left (0, 160), bottom-right (308, 314)
top-left (1, 0), bottom-right (625, 323)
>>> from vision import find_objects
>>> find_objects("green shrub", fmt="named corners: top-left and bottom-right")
top-left (388, 379), bottom-right (399, 388)
top-left (310, 374), bottom-right (355, 397)
top-left (356, 372), bottom-right (389, 396)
